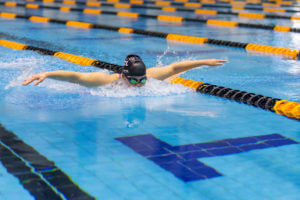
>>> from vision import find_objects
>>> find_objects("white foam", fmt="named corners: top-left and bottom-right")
top-left (89, 78), bottom-right (192, 97)
top-left (286, 64), bottom-right (300, 75)
top-left (9, 70), bottom-right (192, 97)
top-left (0, 56), bottom-right (46, 69)
top-left (4, 57), bottom-right (47, 90)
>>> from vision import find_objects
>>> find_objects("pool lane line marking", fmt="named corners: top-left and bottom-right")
top-left (3, 2), bottom-right (300, 33)
top-left (14, 0), bottom-right (300, 20)
top-left (184, 0), bottom-right (300, 8)
top-left (116, 133), bottom-right (299, 182)
top-left (0, 38), bottom-right (299, 120)
top-left (0, 12), bottom-right (299, 59)
top-left (18, 0), bottom-right (300, 13)
top-left (0, 124), bottom-right (96, 200)
top-left (0, 140), bottom-right (67, 200)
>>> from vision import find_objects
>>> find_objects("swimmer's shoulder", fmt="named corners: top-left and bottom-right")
top-left (102, 73), bottom-right (120, 83)
top-left (146, 66), bottom-right (172, 81)
top-left (91, 72), bottom-right (119, 80)
top-left (81, 72), bottom-right (120, 86)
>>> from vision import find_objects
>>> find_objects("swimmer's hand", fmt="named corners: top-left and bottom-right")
top-left (204, 59), bottom-right (227, 66)
top-left (23, 73), bottom-right (47, 86)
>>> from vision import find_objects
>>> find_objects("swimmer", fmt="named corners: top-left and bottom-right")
top-left (23, 55), bottom-right (227, 87)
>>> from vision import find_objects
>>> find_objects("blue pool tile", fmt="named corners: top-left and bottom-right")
top-left (126, 158), bottom-right (166, 174)
top-left (129, 174), bottom-right (181, 199)
top-left (150, 171), bottom-right (212, 199)
top-left (193, 167), bottom-right (222, 179)
top-left (178, 191), bottom-right (212, 200)
top-left (207, 147), bottom-right (243, 156)
top-left (158, 161), bottom-right (184, 171)
top-left (179, 150), bottom-right (214, 160)
top-left (133, 145), bottom-right (164, 157)
top-left (175, 170), bottom-right (207, 182)
top-left (80, 182), bottom-right (113, 200)
top-left (265, 139), bottom-right (298, 147)
top-left (123, 191), bottom-right (152, 200)
top-left (193, 141), bottom-right (229, 150)
top-left (178, 160), bottom-right (207, 169)
top-left (190, 180), bottom-right (241, 200)
top-left (134, 134), bottom-right (172, 148)
top-left (225, 137), bottom-right (258, 146)
top-left (158, 159), bottom-right (221, 181)
top-left (104, 178), bottom-right (146, 199)
top-left (1, 194), bottom-right (34, 200)
top-left (255, 133), bottom-right (284, 140)
top-left (148, 154), bottom-right (182, 164)
top-left (239, 143), bottom-right (271, 151)
top-left (159, 162), bottom-right (189, 174)
top-left (116, 136), bottom-right (170, 156)
top-left (115, 137), bottom-right (140, 147)
top-left (169, 144), bottom-right (202, 153)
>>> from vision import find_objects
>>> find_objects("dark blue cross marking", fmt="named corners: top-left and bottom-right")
top-left (115, 134), bottom-right (298, 182)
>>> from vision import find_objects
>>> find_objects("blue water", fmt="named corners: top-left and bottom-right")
top-left (0, 1), bottom-right (299, 200)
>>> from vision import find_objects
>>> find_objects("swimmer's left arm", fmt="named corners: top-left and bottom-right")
top-left (147, 59), bottom-right (227, 81)
top-left (22, 71), bottom-right (119, 87)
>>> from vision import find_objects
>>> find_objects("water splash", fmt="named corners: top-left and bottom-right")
top-left (286, 64), bottom-right (300, 75)
top-left (10, 71), bottom-right (191, 98)
top-left (156, 46), bottom-right (172, 67)
top-left (0, 56), bottom-right (46, 69)
top-left (4, 57), bottom-right (48, 90)
top-left (5, 54), bottom-right (193, 98)
top-left (89, 78), bottom-right (192, 97)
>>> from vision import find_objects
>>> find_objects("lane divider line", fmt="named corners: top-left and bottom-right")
top-left (0, 11), bottom-right (298, 59)
top-left (29, 16), bottom-right (51, 22)
top-left (179, 0), bottom-right (300, 7)
top-left (65, 20), bottom-right (93, 28)
top-left (0, 139), bottom-right (67, 200)
top-left (26, 0), bottom-right (300, 13)
top-left (60, 6), bottom-right (71, 12)
top-left (109, 0), bottom-right (300, 12)
top-left (14, 0), bottom-right (300, 20)
top-left (0, 124), bottom-right (96, 200)
top-left (0, 38), bottom-right (298, 120)
top-left (1, 2), bottom-right (299, 34)
top-left (171, 77), bottom-right (300, 120)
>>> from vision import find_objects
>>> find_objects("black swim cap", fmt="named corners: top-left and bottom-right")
top-left (123, 55), bottom-right (146, 76)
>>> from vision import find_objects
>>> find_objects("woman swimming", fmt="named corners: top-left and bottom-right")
top-left (23, 55), bottom-right (227, 87)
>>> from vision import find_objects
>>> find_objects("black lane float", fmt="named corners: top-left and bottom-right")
top-left (0, 124), bottom-right (96, 200)
top-left (12, 0), bottom-right (300, 13)
top-left (2, 1), bottom-right (300, 33)
top-left (0, 11), bottom-right (298, 59)
top-left (17, 0), bottom-right (300, 20)
top-left (0, 39), bottom-right (298, 120)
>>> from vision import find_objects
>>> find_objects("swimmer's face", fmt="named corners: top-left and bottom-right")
top-left (123, 75), bottom-right (147, 87)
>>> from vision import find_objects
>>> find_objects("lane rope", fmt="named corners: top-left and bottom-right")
top-left (20, 0), bottom-right (300, 13)
top-left (14, 0), bottom-right (300, 20)
top-left (0, 11), bottom-right (299, 59)
top-left (3, 1), bottom-right (300, 33)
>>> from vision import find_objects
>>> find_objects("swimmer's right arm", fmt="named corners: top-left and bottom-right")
top-left (22, 71), bottom-right (119, 87)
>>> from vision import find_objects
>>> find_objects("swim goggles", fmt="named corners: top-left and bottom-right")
top-left (126, 76), bottom-right (147, 84)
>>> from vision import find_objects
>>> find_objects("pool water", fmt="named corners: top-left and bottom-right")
top-left (0, 0), bottom-right (299, 200)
